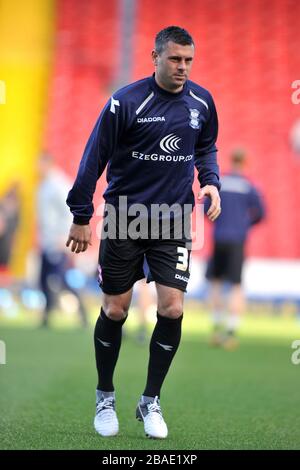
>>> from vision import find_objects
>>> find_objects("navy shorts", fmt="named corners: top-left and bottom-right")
top-left (206, 241), bottom-right (244, 284)
top-left (98, 215), bottom-right (191, 294)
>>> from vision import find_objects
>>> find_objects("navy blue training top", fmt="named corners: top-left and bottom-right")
top-left (67, 75), bottom-right (220, 224)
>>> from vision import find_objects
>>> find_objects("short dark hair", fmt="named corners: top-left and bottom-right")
top-left (155, 26), bottom-right (194, 55)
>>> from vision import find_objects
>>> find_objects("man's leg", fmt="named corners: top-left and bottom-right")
top-left (143, 283), bottom-right (183, 397)
top-left (95, 289), bottom-right (132, 391)
top-left (208, 279), bottom-right (225, 345)
top-left (222, 283), bottom-right (244, 350)
top-left (136, 283), bottom-right (183, 439)
top-left (227, 283), bottom-right (244, 331)
top-left (59, 253), bottom-right (89, 327)
top-left (40, 252), bottom-right (55, 327)
top-left (93, 288), bottom-right (132, 437)
top-left (222, 243), bottom-right (245, 349)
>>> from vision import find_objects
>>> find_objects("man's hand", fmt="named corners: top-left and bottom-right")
top-left (198, 185), bottom-right (221, 222)
top-left (66, 223), bottom-right (92, 253)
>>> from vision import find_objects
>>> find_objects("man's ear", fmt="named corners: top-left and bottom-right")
top-left (151, 49), bottom-right (158, 66)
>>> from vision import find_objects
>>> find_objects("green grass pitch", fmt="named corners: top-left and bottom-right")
top-left (1, 308), bottom-right (300, 450)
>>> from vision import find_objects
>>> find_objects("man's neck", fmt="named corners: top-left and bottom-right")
top-left (154, 75), bottom-right (183, 94)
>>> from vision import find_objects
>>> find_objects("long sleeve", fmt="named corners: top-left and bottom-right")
top-left (66, 97), bottom-right (123, 224)
top-left (194, 93), bottom-right (220, 191)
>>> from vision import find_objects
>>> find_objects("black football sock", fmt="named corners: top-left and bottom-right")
top-left (143, 312), bottom-right (183, 398)
top-left (94, 307), bottom-right (127, 391)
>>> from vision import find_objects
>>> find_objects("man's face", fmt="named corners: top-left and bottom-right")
top-left (152, 40), bottom-right (194, 92)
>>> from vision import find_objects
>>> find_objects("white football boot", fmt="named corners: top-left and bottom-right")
top-left (136, 395), bottom-right (168, 439)
top-left (94, 395), bottom-right (119, 437)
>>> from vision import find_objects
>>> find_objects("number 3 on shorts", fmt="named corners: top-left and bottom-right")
top-left (176, 247), bottom-right (188, 271)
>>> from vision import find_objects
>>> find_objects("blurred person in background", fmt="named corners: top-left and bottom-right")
top-left (205, 149), bottom-right (265, 350)
top-left (37, 153), bottom-right (88, 328)
top-left (0, 183), bottom-right (21, 286)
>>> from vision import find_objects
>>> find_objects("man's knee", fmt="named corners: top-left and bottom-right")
top-left (156, 284), bottom-right (184, 319)
top-left (158, 302), bottom-right (183, 319)
top-left (103, 294), bottom-right (131, 321)
top-left (103, 304), bottom-right (128, 321)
